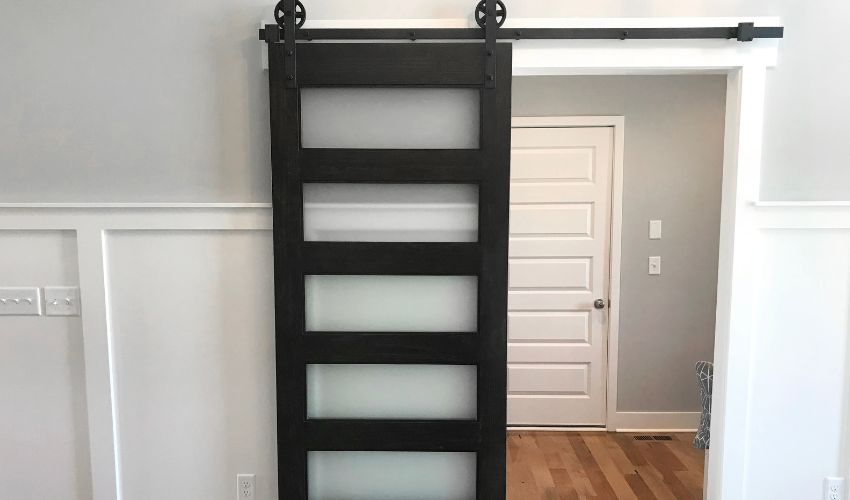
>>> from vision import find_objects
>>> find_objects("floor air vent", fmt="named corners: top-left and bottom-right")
top-left (633, 435), bottom-right (673, 441)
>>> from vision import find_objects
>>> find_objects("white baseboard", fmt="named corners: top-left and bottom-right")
top-left (608, 412), bottom-right (700, 432)
top-left (508, 426), bottom-right (607, 432)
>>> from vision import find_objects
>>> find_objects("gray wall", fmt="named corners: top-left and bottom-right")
top-left (1, 0), bottom-right (849, 202)
top-left (513, 75), bottom-right (726, 412)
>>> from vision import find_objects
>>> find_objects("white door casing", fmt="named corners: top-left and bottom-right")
top-left (507, 124), bottom-right (614, 426)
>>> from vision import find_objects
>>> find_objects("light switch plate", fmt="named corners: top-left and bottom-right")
top-left (648, 256), bottom-right (661, 275)
top-left (0, 287), bottom-right (42, 315)
top-left (44, 287), bottom-right (81, 316)
top-left (649, 220), bottom-right (662, 239)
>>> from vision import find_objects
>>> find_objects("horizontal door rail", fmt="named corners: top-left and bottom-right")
top-left (300, 149), bottom-right (482, 182)
top-left (296, 43), bottom-right (487, 86)
top-left (304, 332), bottom-right (478, 364)
top-left (261, 24), bottom-right (783, 43)
top-left (305, 419), bottom-right (481, 451)
top-left (302, 242), bottom-right (479, 275)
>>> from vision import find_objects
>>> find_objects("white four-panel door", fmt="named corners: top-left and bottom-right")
top-left (507, 125), bottom-right (614, 426)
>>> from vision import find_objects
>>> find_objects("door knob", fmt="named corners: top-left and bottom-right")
top-left (593, 299), bottom-right (606, 310)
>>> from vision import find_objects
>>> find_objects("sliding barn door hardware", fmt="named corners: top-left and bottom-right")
top-left (268, 0), bottom-right (301, 87)
top-left (481, 0), bottom-right (499, 88)
top-left (259, 0), bottom-right (782, 87)
top-left (736, 22), bottom-right (756, 41)
top-left (475, 0), bottom-right (507, 29)
top-left (274, 0), bottom-right (306, 31)
top-left (260, 7), bottom-right (781, 43)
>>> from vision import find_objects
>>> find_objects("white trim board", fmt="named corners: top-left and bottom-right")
top-left (508, 427), bottom-right (607, 433)
top-left (609, 412), bottom-right (701, 433)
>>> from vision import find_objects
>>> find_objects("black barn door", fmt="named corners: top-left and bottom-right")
top-left (266, 22), bottom-right (511, 499)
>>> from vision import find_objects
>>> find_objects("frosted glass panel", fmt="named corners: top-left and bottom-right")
top-left (305, 275), bottom-right (477, 332)
top-left (301, 88), bottom-right (479, 149)
top-left (304, 183), bottom-right (478, 242)
top-left (309, 451), bottom-right (476, 500)
top-left (307, 364), bottom-right (476, 419)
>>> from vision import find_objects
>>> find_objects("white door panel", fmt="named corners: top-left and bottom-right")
top-left (508, 292), bottom-right (595, 311)
top-left (509, 259), bottom-right (592, 290)
top-left (508, 312), bottom-right (590, 342)
top-left (507, 397), bottom-right (596, 426)
top-left (508, 125), bottom-right (613, 426)
top-left (512, 127), bottom-right (609, 148)
top-left (510, 184), bottom-right (598, 203)
top-left (508, 345), bottom-right (595, 364)
top-left (508, 364), bottom-right (589, 393)
top-left (509, 238), bottom-right (598, 258)
top-left (509, 205), bottom-right (593, 236)
top-left (510, 149), bottom-right (595, 181)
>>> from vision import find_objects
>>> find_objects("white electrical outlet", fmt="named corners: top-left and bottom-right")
top-left (237, 474), bottom-right (256, 499)
top-left (825, 477), bottom-right (844, 500)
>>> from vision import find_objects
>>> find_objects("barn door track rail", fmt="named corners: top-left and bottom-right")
top-left (259, 0), bottom-right (784, 43)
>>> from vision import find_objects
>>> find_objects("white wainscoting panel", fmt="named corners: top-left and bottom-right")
top-left (105, 230), bottom-right (277, 500)
top-left (744, 225), bottom-right (850, 500)
top-left (0, 230), bottom-right (90, 500)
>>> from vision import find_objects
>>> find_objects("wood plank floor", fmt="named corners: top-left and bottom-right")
top-left (507, 431), bottom-right (705, 500)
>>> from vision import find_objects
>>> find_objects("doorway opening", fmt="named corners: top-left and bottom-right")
top-left (507, 75), bottom-right (726, 435)
top-left (505, 74), bottom-right (728, 497)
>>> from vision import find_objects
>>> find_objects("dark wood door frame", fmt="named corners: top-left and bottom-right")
top-left (266, 22), bottom-right (511, 499)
